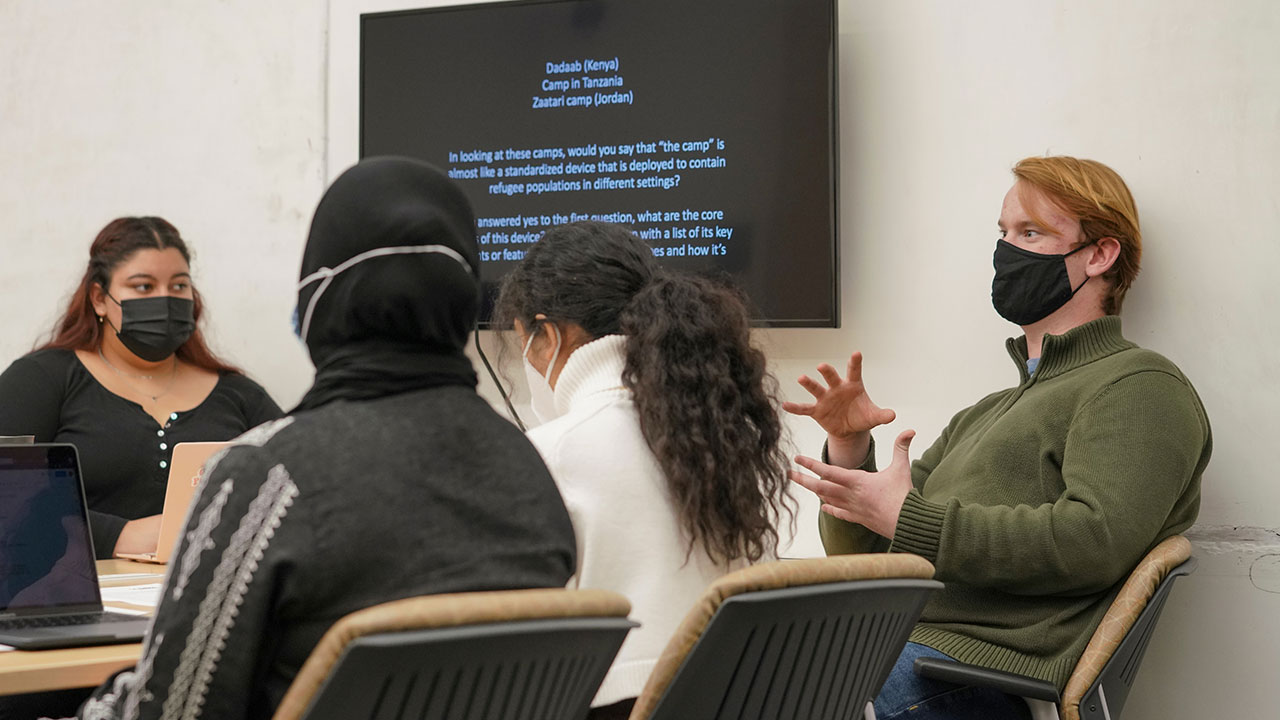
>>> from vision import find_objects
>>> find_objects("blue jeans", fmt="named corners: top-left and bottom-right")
top-left (873, 643), bottom-right (1035, 720)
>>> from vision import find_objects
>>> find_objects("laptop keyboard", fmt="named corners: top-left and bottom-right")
top-left (0, 611), bottom-right (140, 630)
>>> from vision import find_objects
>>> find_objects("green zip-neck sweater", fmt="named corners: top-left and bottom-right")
top-left (819, 316), bottom-right (1211, 690)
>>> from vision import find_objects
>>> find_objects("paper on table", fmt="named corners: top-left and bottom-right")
top-left (100, 573), bottom-right (165, 583)
top-left (0, 644), bottom-right (14, 652)
top-left (100, 584), bottom-right (163, 607)
top-left (107, 607), bottom-right (150, 616)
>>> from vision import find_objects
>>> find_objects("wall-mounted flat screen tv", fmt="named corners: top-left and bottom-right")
top-left (361, 0), bottom-right (838, 326)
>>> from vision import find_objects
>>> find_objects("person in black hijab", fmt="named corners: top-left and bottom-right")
top-left (293, 155), bottom-right (482, 410)
top-left (71, 157), bottom-right (577, 720)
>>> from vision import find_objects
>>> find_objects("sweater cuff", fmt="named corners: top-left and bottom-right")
top-left (89, 510), bottom-right (128, 560)
top-left (890, 490), bottom-right (947, 562)
top-left (820, 435), bottom-right (877, 472)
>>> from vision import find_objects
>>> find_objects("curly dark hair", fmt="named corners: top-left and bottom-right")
top-left (495, 221), bottom-right (792, 563)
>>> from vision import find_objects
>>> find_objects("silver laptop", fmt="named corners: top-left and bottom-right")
top-left (0, 443), bottom-right (149, 650)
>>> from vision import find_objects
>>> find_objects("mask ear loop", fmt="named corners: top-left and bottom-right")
top-left (520, 320), bottom-right (561, 375)
top-left (96, 286), bottom-right (128, 337)
top-left (297, 268), bottom-right (335, 342)
top-left (296, 244), bottom-right (473, 342)
top-left (544, 323), bottom-right (562, 379)
top-left (1064, 238), bottom-right (1100, 295)
top-left (474, 319), bottom-right (561, 432)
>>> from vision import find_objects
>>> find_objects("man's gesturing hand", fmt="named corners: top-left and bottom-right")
top-left (790, 429), bottom-right (916, 539)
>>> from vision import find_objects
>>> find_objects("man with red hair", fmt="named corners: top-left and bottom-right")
top-left (789, 156), bottom-right (1211, 719)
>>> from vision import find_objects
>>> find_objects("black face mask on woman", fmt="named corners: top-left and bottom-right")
top-left (105, 293), bottom-right (196, 362)
top-left (990, 239), bottom-right (1094, 326)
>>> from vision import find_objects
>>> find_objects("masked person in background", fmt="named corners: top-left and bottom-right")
top-left (787, 156), bottom-right (1211, 720)
top-left (0, 217), bottom-right (283, 559)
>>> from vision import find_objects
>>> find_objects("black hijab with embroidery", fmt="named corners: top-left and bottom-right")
top-left (293, 157), bottom-right (479, 412)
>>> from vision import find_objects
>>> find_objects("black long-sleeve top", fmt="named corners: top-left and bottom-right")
top-left (74, 384), bottom-right (577, 720)
top-left (0, 348), bottom-right (283, 556)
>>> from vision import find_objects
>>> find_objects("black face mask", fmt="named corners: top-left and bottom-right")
top-left (105, 293), bottom-right (196, 362)
top-left (991, 240), bottom-right (1093, 325)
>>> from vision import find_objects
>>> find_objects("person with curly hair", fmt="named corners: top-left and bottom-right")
top-left (495, 220), bottom-right (794, 720)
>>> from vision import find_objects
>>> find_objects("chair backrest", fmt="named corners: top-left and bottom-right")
top-left (271, 588), bottom-right (636, 720)
top-left (631, 554), bottom-right (940, 720)
top-left (1062, 535), bottom-right (1197, 720)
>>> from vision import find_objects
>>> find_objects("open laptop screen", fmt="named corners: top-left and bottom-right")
top-left (0, 445), bottom-right (99, 612)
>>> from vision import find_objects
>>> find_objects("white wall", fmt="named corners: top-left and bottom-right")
top-left (4, 0), bottom-right (1277, 716)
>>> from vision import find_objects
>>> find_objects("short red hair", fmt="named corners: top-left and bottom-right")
top-left (1013, 156), bottom-right (1142, 315)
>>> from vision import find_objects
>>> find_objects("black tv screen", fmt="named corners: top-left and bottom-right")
top-left (361, 0), bottom-right (838, 326)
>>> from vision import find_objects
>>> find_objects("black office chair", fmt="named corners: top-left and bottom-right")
top-left (272, 588), bottom-right (636, 720)
top-left (630, 554), bottom-right (941, 720)
top-left (913, 535), bottom-right (1197, 720)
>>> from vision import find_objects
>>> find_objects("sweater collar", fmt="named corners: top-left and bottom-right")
top-left (1005, 315), bottom-right (1135, 383)
top-left (552, 334), bottom-right (629, 415)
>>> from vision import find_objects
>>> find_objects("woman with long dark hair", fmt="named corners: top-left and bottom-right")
top-left (0, 217), bottom-right (282, 559)
top-left (495, 220), bottom-right (793, 719)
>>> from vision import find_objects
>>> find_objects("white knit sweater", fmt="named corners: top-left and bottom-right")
top-left (527, 334), bottom-right (747, 707)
